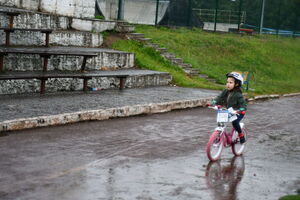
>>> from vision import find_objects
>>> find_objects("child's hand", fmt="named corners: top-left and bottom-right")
top-left (231, 110), bottom-right (238, 115)
top-left (238, 110), bottom-right (246, 115)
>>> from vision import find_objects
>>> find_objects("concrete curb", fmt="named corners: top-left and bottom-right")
top-left (248, 92), bottom-right (300, 101)
top-left (0, 98), bottom-right (212, 133)
top-left (1, 92), bottom-right (300, 133)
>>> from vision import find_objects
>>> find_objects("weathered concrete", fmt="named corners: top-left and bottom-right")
top-left (115, 22), bottom-right (135, 33)
top-left (0, 0), bottom-right (96, 18)
top-left (0, 86), bottom-right (219, 131)
top-left (0, 46), bottom-right (138, 94)
top-left (0, 0), bottom-right (39, 11)
top-left (0, 98), bottom-right (209, 132)
top-left (1, 47), bottom-right (135, 71)
top-left (0, 30), bottom-right (103, 47)
top-left (0, 70), bottom-right (172, 94)
top-left (0, 6), bottom-right (116, 32)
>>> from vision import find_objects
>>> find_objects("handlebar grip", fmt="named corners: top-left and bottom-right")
top-left (238, 111), bottom-right (246, 115)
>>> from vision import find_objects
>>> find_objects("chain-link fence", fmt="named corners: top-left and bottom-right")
top-left (96, 0), bottom-right (300, 36)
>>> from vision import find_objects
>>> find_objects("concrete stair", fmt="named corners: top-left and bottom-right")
top-left (126, 33), bottom-right (151, 42)
top-left (127, 31), bottom-right (218, 83)
top-left (115, 22), bottom-right (135, 33)
top-left (0, 69), bottom-right (172, 94)
top-left (0, 6), bottom-right (115, 47)
top-left (0, 7), bottom-right (173, 95)
top-left (1, 46), bottom-right (135, 71)
top-left (0, 30), bottom-right (103, 47)
top-left (0, 6), bottom-right (116, 32)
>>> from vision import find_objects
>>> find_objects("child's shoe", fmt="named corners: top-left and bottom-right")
top-left (239, 133), bottom-right (246, 144)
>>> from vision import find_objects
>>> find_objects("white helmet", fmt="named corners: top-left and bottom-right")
top-left (226, 72), bottom-right (244, 85)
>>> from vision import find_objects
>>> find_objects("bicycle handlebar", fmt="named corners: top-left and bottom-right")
top-left (207, 104), bottom-right (246, 115)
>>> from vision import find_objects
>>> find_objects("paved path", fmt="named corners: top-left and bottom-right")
top-left (0, 86), bottom-right (219, 122)
top-left (0, 96), bottom-right (299, 200)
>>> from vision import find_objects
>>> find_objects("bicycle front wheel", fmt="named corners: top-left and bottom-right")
top-left (206, 131), bottom-right (224, 161)
top-left (231, 127), bottom-right (248, 156)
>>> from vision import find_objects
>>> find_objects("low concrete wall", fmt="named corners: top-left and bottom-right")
top-left (0, 97), bottom-right (209, 132)
top-left (0, 0), bottom-right (96, 18)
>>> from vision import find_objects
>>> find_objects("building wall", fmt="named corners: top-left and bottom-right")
top-left (96, 0), bottom-right (169, 25)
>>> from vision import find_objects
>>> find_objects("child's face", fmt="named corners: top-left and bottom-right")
top-left (226, 77), bottom-right (236, 90)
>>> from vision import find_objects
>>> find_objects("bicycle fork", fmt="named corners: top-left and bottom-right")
top-left (214, 127), bottom-right (227, 147)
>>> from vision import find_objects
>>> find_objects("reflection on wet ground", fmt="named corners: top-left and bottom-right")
top-left (205, 156), bottom-right (245, 200)
top-left (0, 97), bottom-right (299, 200)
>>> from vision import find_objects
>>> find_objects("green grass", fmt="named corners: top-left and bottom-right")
top-left (95, 15), bottom-right (105, 20)
top-left (113, 25), bottom-right (300, 94)
top-left (279, 195), bottom-right (300, 200)
top-left (112, 40), bottom-right (223, 90)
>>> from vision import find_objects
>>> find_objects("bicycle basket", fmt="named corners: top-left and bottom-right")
top-left (217, 110), bottom-right (230, 122)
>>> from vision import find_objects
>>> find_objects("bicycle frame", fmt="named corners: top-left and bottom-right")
top-left (206, 105), bottom-right (247, 161)
top-left (215, 121), bottom-right (241, 147)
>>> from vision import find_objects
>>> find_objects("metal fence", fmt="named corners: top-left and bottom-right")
top-left (96, 0), bottom-right (300, 36)
top-left (196, 0), bottom-right (300, 36)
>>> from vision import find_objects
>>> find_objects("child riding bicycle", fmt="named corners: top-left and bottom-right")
top-left (211, 72), bottom-right (247, 143)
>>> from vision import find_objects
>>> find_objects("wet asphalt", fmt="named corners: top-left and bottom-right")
top-left (0, 95), bottom-right (299, 200)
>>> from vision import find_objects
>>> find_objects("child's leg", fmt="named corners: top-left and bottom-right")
top-left (232, 114), bottom-right (244, 133)
top-left (232, 114), bottom-right (245, 143)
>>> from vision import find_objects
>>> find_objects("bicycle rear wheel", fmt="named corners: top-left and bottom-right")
top-left (206, 131), bottom-right (224, 161)
top-left (231, 127), bottom-right (248, 156)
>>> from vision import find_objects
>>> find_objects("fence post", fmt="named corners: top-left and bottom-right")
top-left (259, 0), bottom-right (266, 34)
top-left (117, 0), bottom-right (124, 20)
top-left (293, 2), bottom-right (300, 37)
top-left (237, 0), bottom-right (243, 31)
top-left (214, 0), bottom-right (219, 32)
top-left (186, 0), bottom-right (192, 27)
top-left (276, 0), bottom-right (282, 36)
top-left (155, 0), bottom-right (159, 26)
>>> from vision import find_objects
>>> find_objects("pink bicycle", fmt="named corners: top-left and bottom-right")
top-left (206, 105), bottom-right (248, 161)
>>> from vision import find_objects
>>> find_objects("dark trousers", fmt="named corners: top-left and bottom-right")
top-left (232, 114), bottom-right (244, 134)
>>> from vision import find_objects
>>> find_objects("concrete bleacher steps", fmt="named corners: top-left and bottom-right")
top-left (0, 7), bottom-right (116, 32)
top-left (0, 46), bottom-right (172, 95)
top-left (0, 46), bottom-right (135, 71)
top-left (0, 70), bottom-right (172, 94)
top-left (0, 30), bottom-right (103, 47)
top-left (0, 6), bottom-right (172, 95)
top-left (0, 6), bottom-right (115, 47)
